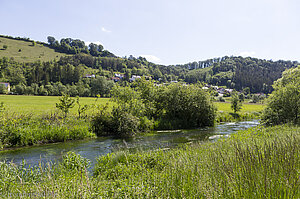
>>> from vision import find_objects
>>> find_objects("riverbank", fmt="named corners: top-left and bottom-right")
top-left (0, 113), bottom-right (95, 149)
top-left (0, 124), bottom-right (298, 198)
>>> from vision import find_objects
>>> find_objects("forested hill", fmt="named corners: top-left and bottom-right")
top-left (175, 56), bottom-right (299, 93)
top-left (0, 35), bottom-right (299, 95)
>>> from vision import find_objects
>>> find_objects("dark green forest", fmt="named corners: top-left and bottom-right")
top-left (0, 35), bottom-right (298, 96)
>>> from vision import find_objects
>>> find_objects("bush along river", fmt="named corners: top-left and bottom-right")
top-left (0, 120), bottom-right (259, 170)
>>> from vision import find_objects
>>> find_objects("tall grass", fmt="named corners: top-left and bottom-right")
top-left (0, 125), bottom-right (298, 198)
top-left (0, 112), bottom-right (95, 149)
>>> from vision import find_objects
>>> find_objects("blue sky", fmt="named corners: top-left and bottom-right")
top-left (1, 0), bottom-right (300, 65)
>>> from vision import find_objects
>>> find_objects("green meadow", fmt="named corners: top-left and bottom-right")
top-left (0, 95), bottom-right (111, 116)
top-left (0, 95), bottom-right (264, 116)
top-left (0, 37), bottom-right (69, 62)
top-left (215, 101), bottom-right (265, 113)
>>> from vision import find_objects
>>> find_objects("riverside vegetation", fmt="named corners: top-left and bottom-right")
top-left (0, 125), bottom-right (298, 198)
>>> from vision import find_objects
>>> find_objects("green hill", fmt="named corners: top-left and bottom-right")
top-left (1, 35), bottom-right (299, 95)
top-left (0, 36), bottom-right (69, 62)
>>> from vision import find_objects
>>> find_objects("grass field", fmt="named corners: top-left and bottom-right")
top-left (215, 101), bottom-right (265, 113)
top-left (0, 95), bottom-right (264, 116)
top-left (0, 95), bottom-right (111, 116)
top-left (0, 37), bottom-right (69, 62)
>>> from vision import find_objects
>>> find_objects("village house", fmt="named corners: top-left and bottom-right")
top-left (112, 77), bottom-right (121, 82)
top-left (130, 75), bottom-right (141, 82)
top-left (84, 74), bottom-right (95, 78)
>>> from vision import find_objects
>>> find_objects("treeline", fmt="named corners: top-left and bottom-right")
top-left (47, 36), bottom-right (115, 57)
top-left (0, 57), bottom-right (113, 97)
top-left (58, 54), bottom-right (187, 81)
top-left (182, 56), bottom-right (299, 93)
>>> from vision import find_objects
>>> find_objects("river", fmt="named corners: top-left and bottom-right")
top-left (0, 120), bottom-right (259, 169)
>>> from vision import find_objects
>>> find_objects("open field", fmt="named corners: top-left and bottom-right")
top-left (0, 37), bottom-right (69, 62)
top-left (215, 101), bottom-right (265, 113)
top-left (0, 95), bottom-right (264, 116)
top-left (0, 95), bottom-right (111, 115)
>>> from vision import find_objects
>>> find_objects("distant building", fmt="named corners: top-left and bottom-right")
top-left (114, 73), bottom-right (125, 79)
top-left (0, 82), bottom-right (10, 92)
top-left (112, 77), bottom-right (121, 82)
top-left (130, 75), bottom-right (141, 82)
top-left (84, 74), bottom-right (95, 78)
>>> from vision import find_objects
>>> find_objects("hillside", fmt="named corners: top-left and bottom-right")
top-left (178, 56), bottom-right (299, 93)
top-left (0, 35), bottom-right (299, 95)
top-left (0, 36), bottom-right (69, 62)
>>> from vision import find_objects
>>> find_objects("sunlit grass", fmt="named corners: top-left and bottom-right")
top-left (0, 125), bottom-right (298, 198)
top-left (215, 101), bottom-right (265, 113)
top-left (0, 37), bottom-right (69, 62)
top-left (0, 95), bottom-right (112, 116)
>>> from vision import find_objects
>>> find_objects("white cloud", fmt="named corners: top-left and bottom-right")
top-left (101, 27), bottom-right (111, 33)
top-left (238, 51), bottom-right (256, 57)
top-left (140, 55), bottom-right (161, 63)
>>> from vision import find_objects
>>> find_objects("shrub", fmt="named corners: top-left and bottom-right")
top-left (111, 106), bottom-right (140, 137)
top-left (217, 96), bottom-right (225, 102)
top-left (60, 152), bottom-right (90, 171)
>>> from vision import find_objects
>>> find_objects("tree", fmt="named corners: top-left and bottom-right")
top-left (262, 66), bottom-right (300, 125)
top-left (0, 84), bottom-right (7, 94)
top-left (231, 94), bottom-right (242, 113)
top-left (3, 45), bottom-right (7, 50)
top-left (76, 96), bottom-right (89, 118)
top-left (47, 36), bottom-right (56, 46)
top-left (56, 94), bottom-right (75, 118)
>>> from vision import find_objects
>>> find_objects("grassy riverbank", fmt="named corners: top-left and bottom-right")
top-left (0, 125), bottom-right (298, 198)
top-left (0, 113), bottom-right (95, 149)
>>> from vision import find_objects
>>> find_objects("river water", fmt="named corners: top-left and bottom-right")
top-left (0, 120), bottom-right (259, 168)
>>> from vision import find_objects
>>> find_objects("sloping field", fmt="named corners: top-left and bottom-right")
top-left (0, 37), bottom-right (69, 62)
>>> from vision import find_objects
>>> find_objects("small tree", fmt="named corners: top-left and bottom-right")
top-left (3, 45), bottom-right (7, 50)
top-left (231, 94), bottom-right (242, 113)
top-left (76, 96), bottom-right (89, 118)
top-left (56, 94), bottom-right (75, 118)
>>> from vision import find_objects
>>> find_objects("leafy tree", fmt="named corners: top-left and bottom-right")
top-left (238, 93), bottom-right (245, 102)
top-left (231, 94), bottom-right (242, 113)
top-left (47, 36), bottom-right (56, 45)
top-left (0, 84), bottom-right (7, 94)
top-left (3, 45), bottom-right (7, 50)
top-left (262, 66), bottom-right (300, 125)
top-left (56, 94), bottom-right (75, 118)
top-left (76, 96), bottom-right (89, 118)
